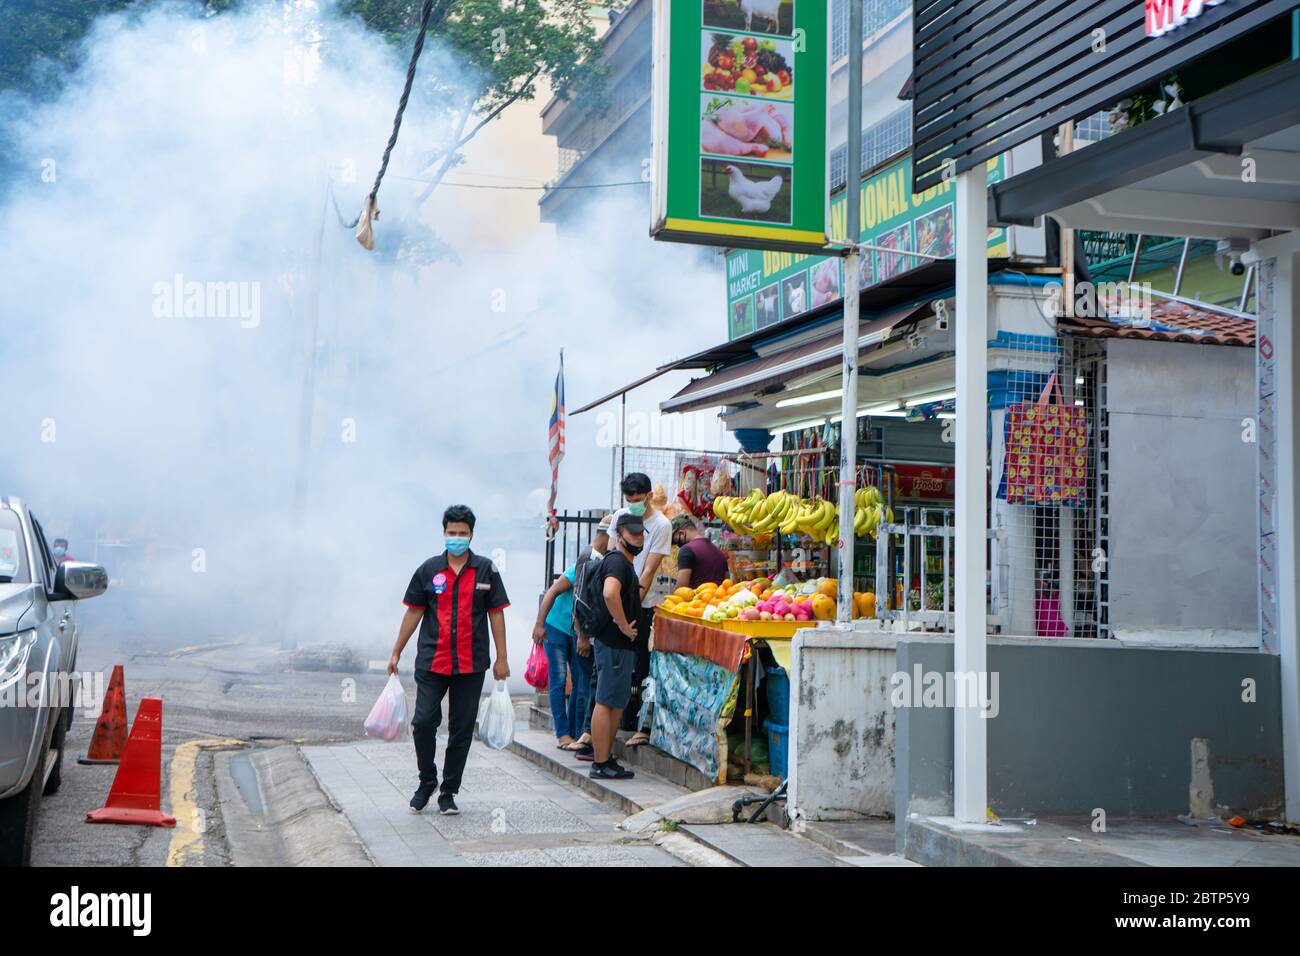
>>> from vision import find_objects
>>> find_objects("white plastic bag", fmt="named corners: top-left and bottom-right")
top-left (363, 674), bottom-right (408, 741)
top-left (478, 680), bottom-right (515, 750)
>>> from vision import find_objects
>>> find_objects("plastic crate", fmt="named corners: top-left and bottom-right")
top-left (719, 618), bottom-right (815, 638)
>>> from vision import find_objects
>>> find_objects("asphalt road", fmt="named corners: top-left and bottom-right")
top-left (33, 635), bottom-right (395, 867)
top-left (31, 634), bottom-right (687, 867)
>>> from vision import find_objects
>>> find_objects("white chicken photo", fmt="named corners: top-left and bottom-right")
top-left (780, 271), bottom-right (809, 320)
top-left (700, 158), bottom-right (790, 224)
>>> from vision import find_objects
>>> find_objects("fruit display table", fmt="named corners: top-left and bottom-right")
top-left (649, 611), bottom-right (793, 783)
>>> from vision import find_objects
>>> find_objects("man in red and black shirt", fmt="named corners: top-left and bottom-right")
top-left (388, 504), bottom-right (510, 815)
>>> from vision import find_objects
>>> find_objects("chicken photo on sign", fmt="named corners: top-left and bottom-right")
top-left (700, 158), bottom-right (791, 224)
top-left (756, 283), bottom-right (780, 326)
top-left (702, 0), bottom-right (795, 38)
top-left (780, 271), bottom-right (808, 320)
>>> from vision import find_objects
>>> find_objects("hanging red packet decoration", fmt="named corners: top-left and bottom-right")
top-left (1004, 371), bottom-right (1088, 505)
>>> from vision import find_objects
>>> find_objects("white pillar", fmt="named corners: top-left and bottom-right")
top-left (1252, 233), bottom-right (1300, 822)
top-left (1268, 246), bottom-right (1300, 820)
top-left (954, 168), bottom-right (989, 822)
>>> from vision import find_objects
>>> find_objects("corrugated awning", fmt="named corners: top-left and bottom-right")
top-left (569, 256), bottom-right (1005, 416)
top-left (660, 302), bottom-right (931, 415)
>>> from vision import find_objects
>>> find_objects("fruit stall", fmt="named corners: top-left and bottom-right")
top-left (649, 575), bottom-right (842, 784)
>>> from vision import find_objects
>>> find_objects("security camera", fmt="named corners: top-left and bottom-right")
top-left (1216, 238), bottom-right (1250, 276)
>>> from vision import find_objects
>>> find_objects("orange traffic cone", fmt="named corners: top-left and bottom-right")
top-left (85, 697), bottom-right (176, 828)
top-left (79, 664), bottom-right (128, 765)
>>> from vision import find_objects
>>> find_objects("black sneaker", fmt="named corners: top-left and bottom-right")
top-left (409, 780), bottom-right (437, 813)
top-left (437, 793), bottom-right (460, 815)
top-left (590, 760), bottom-right (634, 780)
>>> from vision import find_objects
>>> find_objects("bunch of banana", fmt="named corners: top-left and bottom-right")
top-left (712, 488), bottom-right (765, 534)
top-left (749, 489), bottom-right (797, 534)
top-left (793, 497), bottom-right (838, 543)
top-left (851, 486), bottom-right (895, 540)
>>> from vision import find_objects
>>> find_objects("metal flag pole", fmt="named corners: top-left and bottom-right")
top-left (836, 0), bottom-right (864, 623)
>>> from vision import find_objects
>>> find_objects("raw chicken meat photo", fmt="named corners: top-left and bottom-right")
top-left (701, 95), bottom-right (793, 162)
top-left (810, 258), bottom-right (840, 308)
top-left (701, 120), bottom-right (770, 157)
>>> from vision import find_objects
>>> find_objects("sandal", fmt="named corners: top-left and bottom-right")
top-left (557, 740), bottom-right (586, 752)
top-left (624, 732), bottom-right (651, 748)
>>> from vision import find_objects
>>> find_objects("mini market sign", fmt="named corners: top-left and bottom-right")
top-left (726, 154), bottom-right (1008, 339)
top-left (650, 0), bottom-right (829, 254)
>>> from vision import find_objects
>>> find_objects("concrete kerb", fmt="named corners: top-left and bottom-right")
top-left (504, 735), bottom-right (651, 818)
top-left (215, 744), bottom-right (372, 866)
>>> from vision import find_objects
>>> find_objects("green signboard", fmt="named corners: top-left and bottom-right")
top-left (651, 0), bottom-right (829, 254)
top-left (725, 154), bottom-right (1009, 339)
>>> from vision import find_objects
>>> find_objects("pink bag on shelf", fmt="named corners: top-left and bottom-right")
top-left (525, 642), bottom-right (550, 689)
top-left (1035, 593), bottom-right (1069, 638)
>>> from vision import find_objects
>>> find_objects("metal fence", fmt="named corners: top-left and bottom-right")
top-left (542, 510), bottom-right (605, 589)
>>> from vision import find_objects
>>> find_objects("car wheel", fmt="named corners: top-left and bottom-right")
top-left (0, 744), bottom-right (46, 866)
top-left (43, 708), bottom-right (68, 796)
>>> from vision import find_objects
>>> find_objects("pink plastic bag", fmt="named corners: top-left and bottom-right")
top-left (525, 642), bottom-right (549, 689)
top-left (1035, 593), bottom-right (1069, 638)
top-left (363, 674), bottom-right (408, 741)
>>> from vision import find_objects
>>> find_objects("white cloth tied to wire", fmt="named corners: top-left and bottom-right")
top-left (355, 195), bottom-right (379, 251)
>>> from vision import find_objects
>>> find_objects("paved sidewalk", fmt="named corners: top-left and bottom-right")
top-left (510, 724), bottom-right (849, 867)
top-left (300, 736), bottom-right (685, 867)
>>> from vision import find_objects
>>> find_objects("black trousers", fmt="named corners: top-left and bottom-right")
top-left (412, 669), bottom-right (483, 794)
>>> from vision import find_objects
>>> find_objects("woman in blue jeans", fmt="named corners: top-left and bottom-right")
top-left (531, 560), bottom-right (594, 751)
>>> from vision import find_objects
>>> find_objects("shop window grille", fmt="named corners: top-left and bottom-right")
top-left (1073, 110), bottom-right (1114, 146)
top-left (988, 307), bottom-right (1107, 639)
top-left (865, 0), bottom-right (911, 38)
top-left (830, 107), bottom-right (912, 191)
top-left (832, 0), bottom-right (849, 61)
top-left (833, 0), bottom-right (912, 60)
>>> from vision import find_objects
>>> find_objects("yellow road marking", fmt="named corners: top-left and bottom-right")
top-left (165, 738), bottom-right (244, 867)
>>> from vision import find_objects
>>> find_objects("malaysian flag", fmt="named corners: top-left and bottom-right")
top-left (547, 351), bottom-right (565, 532)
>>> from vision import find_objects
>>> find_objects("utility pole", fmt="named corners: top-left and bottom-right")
top-left (282, 181), bottom-right (331, 652)
top-left (836, 0), bottom-right (863, 623)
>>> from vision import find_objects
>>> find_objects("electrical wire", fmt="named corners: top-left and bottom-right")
top-left (388, 175), bottom-right (648, 191)
top-left (339, 0), bottom-right (440, 229)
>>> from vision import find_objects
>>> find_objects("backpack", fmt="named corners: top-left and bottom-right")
top-left (573, 553), bottom-right (610, 638)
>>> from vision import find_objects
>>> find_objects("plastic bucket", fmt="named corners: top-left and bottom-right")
top-left (763, 719), bottom-right (789, 777)
top-left (765, 666), bottom-right (790, 725)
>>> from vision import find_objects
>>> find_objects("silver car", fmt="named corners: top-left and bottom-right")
top-left (0, 497), bottom-right (107, 865)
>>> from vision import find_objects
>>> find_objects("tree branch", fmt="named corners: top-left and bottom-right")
top-left (411, 66), bottom-right (543, 205)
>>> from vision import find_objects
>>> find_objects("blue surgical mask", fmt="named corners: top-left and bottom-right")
top-left (445, 537), bottom-right (470, 556)
top-left (627, 501), bottom-right (647, 517)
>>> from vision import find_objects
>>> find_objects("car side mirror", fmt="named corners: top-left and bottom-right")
top-left (53, 561), bottom-right (109, 600)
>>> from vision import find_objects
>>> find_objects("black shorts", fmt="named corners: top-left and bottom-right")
top-left (592, 641), bottom-right (637, 710)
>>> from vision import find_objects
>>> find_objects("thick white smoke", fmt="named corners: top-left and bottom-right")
top-left (0, 1), bottom-right (731, 679)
